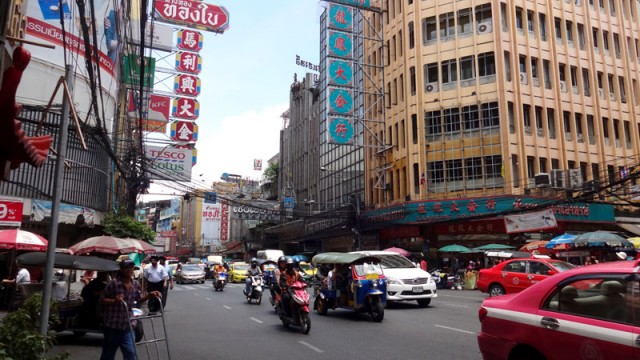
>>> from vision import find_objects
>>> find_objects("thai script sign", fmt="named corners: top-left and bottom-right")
top-left (145, 145), bottom-right (193, 181)
top-left (154, 0), bottom-right (230, 34)
top-left (0, 198), bottom-right (23, 227)
top-left (177, 29), bottom-right (203, 52)
top-left (231, 205), bottom-right (280, 221)
top-left (174, 74), bottom-right (201, 97)
top-left (295, 55), bottom-right (319, 72)
top-left (175, 51), bottom-right (202, 74)
top-left (170, 121), bottom-right (199, 142)
top-left (172, 97), bottom-right (199, 120)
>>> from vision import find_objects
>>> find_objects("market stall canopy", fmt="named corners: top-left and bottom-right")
top-left (17, 252), bottom-right (119, 271)
top-left (545, 233), bottom-right (577, 249)
top-left (68, 236), bottom-right (157, 255)
top-left (312, 252), bottom-right (381, 265)
top-left (0, 229), bottom-right (48, 251)
top-left (473, 244), bottom-right (515, 251)
top-left (519, 241), bottom-right (550, 252)
top-left (484, 250), bottom-right (532, 259)
top-left (572, 231), bottom-right (633, 247)
top-left (383, 247), bottom-right (411, 257)
top-left (291, 254), bottom-right (309, 262)
top-left (438, 244), bottom-right (470, 253)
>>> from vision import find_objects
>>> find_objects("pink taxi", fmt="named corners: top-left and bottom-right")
top-left (478, 260), bottom-right (640, 360)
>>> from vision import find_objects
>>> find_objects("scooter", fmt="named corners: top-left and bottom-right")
top-left (276, 280), bottom-right (311, 334)
top-left (213, 272), bottom-right (227, 291)
top-left (244, 275), bottom-right (263, 304)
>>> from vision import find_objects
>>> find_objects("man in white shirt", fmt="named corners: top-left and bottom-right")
top-left (158, 256), bottom-right (173, 309)
top-left (143, 255), bottom-right (165, 312)
top-left (2, 264), bottom-right (31, 311)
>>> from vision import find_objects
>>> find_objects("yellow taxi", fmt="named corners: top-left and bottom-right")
top-left (299, 261), bottom-right (317, 282)
top-left (229, 262), bottom-right (249, 283)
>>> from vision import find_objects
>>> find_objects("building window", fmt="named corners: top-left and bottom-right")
top-left (446, 159), bottom-right (464, 182)
top-left (602, 117), bottom-right (610, 141)
top-left (443, 108), bottom-right (461, 133)
top-left (458, 9), bottom-right (473, 35)
top-left (411, 114), bottom-right (418, 144)
top-left (410, 66), bottom-right (416, 95)
top-left (413, 163), bottom-right (419, 194)
top-left (504, 51), bottom-right (512, 82)
top-left (425, 62), bottom-right (438, 85)
top-left (476, 3), bottom-right (492, 24)
top-left (523, 104), bottom-right (531, 129)
top-left (428, 161), bottom-right (445, 183)
top-left (527, 11), bottom-right (535, 35)
top-left (592, 28), bottom-right (599, 51)
top-left (563, 111), bottom-right (572, 139)
top-left (575, 113), bottom-right (583, 138)
top-left (603, 31), bottom-right (610, 53)
top-left (539, 13), bottom-right (547, 40)
top-left (501, 3), bottom-right (508, 32)
top-left (527, 156), bottom-right (535, 179)
top-left (462, 105), bottom-right (480, 130)
top-left (482, 102), bottom-right (500, 128)
top-left (466, 157), bottom-right (483, 179)
top-left (515, 7), bottom-right (524, 31)
top-left (426, 111), bottom-right (442, 138)
top-left (542, 60), bottom-right (550, 89)
top-left (485, 155), bottom-right (502, 178)
top-left (566, 21), bottom-right (574, 46)
top-left (439, 12), bottom-right (455, 40)
top-left (441, 59), bottom-right (457, 84)
top-left (547, 108), bottom-right (556, 139)
top-left (460, 55), bottom-right (475, 82)
top-left (539, 157), bottom-right (548, 173)
top-left (408, 21), bottom-right (415, 49)
top-left (577, 23), bottom-right (585, 49)
top-left (422, 16), bottom-right (437, 44)
top-left (554, 18), bottom-right (562, 40)
top-left (535, 106), bottom-right (543, 133)
top-left (531, 57), bottom-right (539, 84)
top-left (478, 52), bottom-right (496, 77)
top-left (399, 74), bottom-right (405, 101)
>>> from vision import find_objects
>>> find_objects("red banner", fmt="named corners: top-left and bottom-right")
top-left (0, 199), bottom-right (23, 227)
top-left (220, 202), bottom-right (229, 241)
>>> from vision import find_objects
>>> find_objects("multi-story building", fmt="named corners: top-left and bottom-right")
top-left (361, 0), bottom-right (638, 252)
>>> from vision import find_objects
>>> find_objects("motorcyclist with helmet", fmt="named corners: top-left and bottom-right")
top-left (244, 258), bottom-right (262, 296)
top-left (272, 256), bottom-right (287, 298)
top-left (279, 258), bottom-right (305, 316)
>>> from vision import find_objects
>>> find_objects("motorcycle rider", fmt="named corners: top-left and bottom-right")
top-left (244, 258), bottom-right (262, 296)
top-left (279, 258), bottom-right (304, 317)
top-left (271, 256), bottom-right (287, 302)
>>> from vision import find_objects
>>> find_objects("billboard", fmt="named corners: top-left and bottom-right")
top-left (145, 145), bottom-right (193, 181)
top-left (504, 209), bottom-right (558, 234)
top-left (148, 94), bottom-right (172, 122)
top-left (154, 0), bottom-right (230, 34)
top-left (201, 202), bottom-right (221, 247)
top-left (170, 121), bottom-right (199, 142)
top-left (131, 20), bottom-right (174, 52)
top-left (171, 97), bottom-right (199, 120)
top-left (0, 198), bottom-right (24, 227)
top-left (174, 74), bottom-right (201, 97)
top-left (123, 55), bottom-right (156, 89)
top-left (175, 52), bottom-right (202, 74)
top-left (177, 29), bottom-right (203, 52)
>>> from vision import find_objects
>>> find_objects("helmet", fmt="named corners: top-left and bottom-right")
top-left (277, 256), bottom-right (287, 264)
top-left (250, 257), bottom-right (258, 266)
top-left (285, 258), bottom-right (295, 271)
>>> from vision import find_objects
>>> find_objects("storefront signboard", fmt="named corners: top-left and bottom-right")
top-left (0, 198), bottom-right (23, 226)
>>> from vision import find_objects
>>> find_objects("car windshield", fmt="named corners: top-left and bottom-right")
top-left (234, 264), bottom-right (249, 271)
top-left (354, 262), bottom-right (384, 277)
top-left (182, 265), bottom-right (201, 272)
top-left (550, 261), bottom-right (576, 272)
top-left (377, 254), bottom-right (415, 269)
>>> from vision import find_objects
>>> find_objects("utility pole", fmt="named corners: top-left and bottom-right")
top-left (40, 65), bottom-right (73, 335)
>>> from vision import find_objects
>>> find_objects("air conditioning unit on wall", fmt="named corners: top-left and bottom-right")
top-left (477, 21), bottom-right (493, 34)
top-left (534, 173), bottom-right (550, 188)
top-left (425, 82), bottom-right (438, 93)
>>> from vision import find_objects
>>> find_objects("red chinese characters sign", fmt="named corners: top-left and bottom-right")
top-left (174, 74), bottom-right (201, 97)
top-left (170, 121), bottom-right (199, 142)
top-left (0, 199), bottom-right (23, 227)
top-left (154, 0), bottom-right (230, 34)
top-left (177, 29), bottom-right (203, 52)
top-left (171, 97), bottom-right (200, 120)
top-left (175, 52), bottom-right (202, 74)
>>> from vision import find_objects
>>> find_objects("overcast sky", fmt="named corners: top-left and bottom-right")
top-left (145, 1), bottom-right (323, 199)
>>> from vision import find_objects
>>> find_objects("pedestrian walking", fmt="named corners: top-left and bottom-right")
top-left (100, 260), bottom-right (161, 360)
top-left (158, 256), bottom-right (173, 309)
top-left (143, 255), bottom-right (165, 313)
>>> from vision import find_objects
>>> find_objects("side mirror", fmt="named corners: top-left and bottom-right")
top-left (546, 270), bottom-right (557, 276)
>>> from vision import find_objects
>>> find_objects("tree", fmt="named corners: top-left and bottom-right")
top-left (262, 162), bottom-right (279, 200)
top-left (102, 210), bottom-right (156, 243)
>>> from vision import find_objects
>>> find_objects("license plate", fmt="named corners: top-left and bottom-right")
top-left (366, 273), bottom-right (378, 280)
top-left (412, 286), bottom-right (423, 293)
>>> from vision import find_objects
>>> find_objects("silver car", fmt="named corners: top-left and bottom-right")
top-left (175, 264), bottom-right (205, 284)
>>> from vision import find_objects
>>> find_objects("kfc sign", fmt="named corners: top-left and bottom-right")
top-left (177, 29), bottom-right (203, 52)
top-left (154, 0), bottom-right (230, 34)
top-left (175, 52), bottom-right (202, 74)
top-left (0, 198), bottom-right (23, 227)
top-left (174, 74), bottom-right (201, 97)
top-left (170, 121), bottom-right (199, 142)
top-left (172, 97), bottom-right (199, 120)
top-left (148, 94), bottom-right (171, 122)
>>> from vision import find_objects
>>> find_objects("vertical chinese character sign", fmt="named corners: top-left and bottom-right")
top-left (329, 118), bottom-right (354, 144)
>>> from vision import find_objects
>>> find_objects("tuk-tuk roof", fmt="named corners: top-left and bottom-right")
top-left (17, 252), bottom-right (120, 271)
top-left (258, 259), bottom-right (277, 265)
top-left (312, 252), bottom-right (381, 265)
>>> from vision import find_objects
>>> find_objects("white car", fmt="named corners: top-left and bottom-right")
top-left (351, 251), bottom-right (437, 307)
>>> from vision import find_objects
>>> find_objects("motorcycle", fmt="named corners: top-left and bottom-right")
top-left (244, 274), bottom-right (263, 304)
top-left (276, 280), bottom-right (311, 334)
top-left (213, 271), bottom-right (227, 291)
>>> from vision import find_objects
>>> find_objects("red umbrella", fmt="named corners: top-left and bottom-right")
top-left (383, 247), bottom-right (411, 257)
top-left (68, 236), bottom-right (157, 255)
top-left (0, 229), bottom-right (48, 251)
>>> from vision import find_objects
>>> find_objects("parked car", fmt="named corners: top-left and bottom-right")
top-left (477, 257), bottom-right (575, 297)
top-left (477, 260), bottom-right (639, 360)
top-left (351, 251), bottom-right (437, 307)
top-left (229, 262), bottom-right (249, 283)
top-left (175, 264), bottom-right (205, 284)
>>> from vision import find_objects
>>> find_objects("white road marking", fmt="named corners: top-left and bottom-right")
top-left (193, 292), bottom-right (199, 296)
top-left (205, 298), bottom-right (211, 301)
top-left (434, 325), bottom-right (475, 334)
top-left (223, 305), bottom-right (232, 310)
top-left (183, 285), bottom-right (196, 290)
top-left (250, 317), bottom-right (263, 324)
top-left (299, 341), bottom-right (324, 353)
top-left (440, 294), bottom-right (486, 300)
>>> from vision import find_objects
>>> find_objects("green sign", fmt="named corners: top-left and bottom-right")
top-left (123, 55), bottom-right (155, 88)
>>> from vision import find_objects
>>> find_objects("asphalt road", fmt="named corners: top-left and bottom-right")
top-left (50, 282), bottom-right (488, 360)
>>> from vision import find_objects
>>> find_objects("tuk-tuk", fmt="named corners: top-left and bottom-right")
top-left (259, 259), bottom-right (277, 287)
top-left (16, 252), bottom-right (144, 340)
top-left (311, 252), bottom-right (386, 322)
